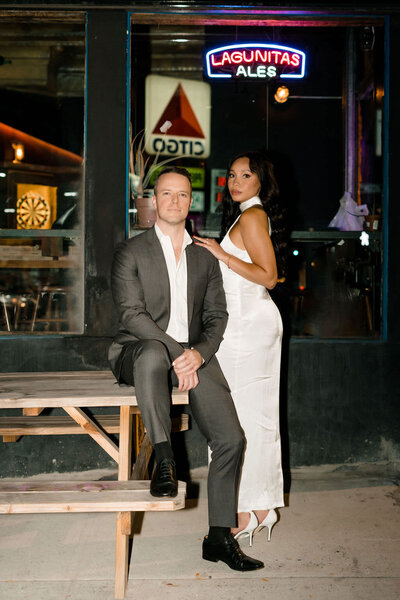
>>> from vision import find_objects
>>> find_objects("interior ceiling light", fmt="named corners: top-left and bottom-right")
top-left (274, 86), bottom-right (290, 104)
top-left (12, 143), bottom-right (24, 163)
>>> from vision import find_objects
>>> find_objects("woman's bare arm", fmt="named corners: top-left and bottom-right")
top-left (193, 207), bottom-right (278, 289)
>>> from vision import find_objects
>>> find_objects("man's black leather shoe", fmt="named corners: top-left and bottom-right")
top-left (150, 458), bottom-right (178, 497)
top-left (202, 532), bottom-right (264, 571)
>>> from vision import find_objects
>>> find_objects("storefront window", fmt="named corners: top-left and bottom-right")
top-left (129, 20), bottom-right (384, 338)
top-left (0, 21), bottom-right (85, 334)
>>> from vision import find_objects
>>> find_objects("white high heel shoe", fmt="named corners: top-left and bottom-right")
top-left (255, 509), bottom-right (278, 541)
top-left (233, 511), bottom-right (259, 547)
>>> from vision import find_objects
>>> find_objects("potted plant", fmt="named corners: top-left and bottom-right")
top-left (129, 121), bottom-right (181, 228)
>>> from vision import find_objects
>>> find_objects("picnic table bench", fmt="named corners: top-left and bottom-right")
top-left (0, 371), bottom-right (189, 599)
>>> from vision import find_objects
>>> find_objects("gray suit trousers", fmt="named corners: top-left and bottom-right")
top-left (119, 339), bottom-right (244, 527)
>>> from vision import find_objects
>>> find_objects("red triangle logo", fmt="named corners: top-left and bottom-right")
top-left (152, 84), bottom-right (205, 138)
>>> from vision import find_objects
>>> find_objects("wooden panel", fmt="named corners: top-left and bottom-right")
top-left (23, 407), bottom-right (44, 417)
top-left (0, 480), bottom-right (186, 514)
top-left (0, 46), bottom-right (49, 85)
top-left (0, 12), bottom-right (85, 23)
top-left (173, 414), bottom-right (189, 432)
top-left (0, 371), bottom-right (189, 408)
top-left (131, 14), bottom-right (384, 27)
top-left (0, 414), bottom-right (188, 436)
top-left (0, 10), bottom-right (382, 27)
top-left (0, 260), bottom-right (78, 269)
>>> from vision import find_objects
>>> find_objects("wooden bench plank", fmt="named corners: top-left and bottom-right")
top-left (0, 480), bottom-right (152, 492)
top-left (0, 414), bottom-right (189, 436)
top-left (0, 371), bottom-right (189, 408)
top-left (0, 480), bottom-right (186, 514)
top-left (0, 415), bottom-right (121, 435)
top-left (0, 371), bottom-right (113, 380)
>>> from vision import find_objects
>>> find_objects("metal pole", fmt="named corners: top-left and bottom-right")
top-left (345, 28), bottom-right (357, 199)
top-left (266, 83), bottom-right (269, 150)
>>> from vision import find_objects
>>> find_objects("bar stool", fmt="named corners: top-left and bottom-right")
top-left (13, 294), bottom-right (39, 332)
top-left (0, 294), bottom-right (12, 332)
top-left (30, 286), bottom-right (75, 332)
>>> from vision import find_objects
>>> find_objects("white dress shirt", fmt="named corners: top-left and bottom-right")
top-left (154, 223), bottom-right (192, 343)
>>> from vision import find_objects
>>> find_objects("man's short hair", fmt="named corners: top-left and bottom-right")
top-left (153, 166), bottom-right (192, 195)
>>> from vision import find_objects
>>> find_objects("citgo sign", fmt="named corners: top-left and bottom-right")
top-left (145, 75), bottom-right (211, 158)
top-left (205, 43), bottom-right (306, 80)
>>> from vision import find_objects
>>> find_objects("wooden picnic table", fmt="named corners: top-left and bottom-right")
top-left (0, 371), bottom-right (188, 599)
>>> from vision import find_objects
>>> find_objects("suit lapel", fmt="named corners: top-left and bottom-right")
top-left (146, 228), bottom-right (171, 317)
top-left (186, 242), bottom-right (196, 326)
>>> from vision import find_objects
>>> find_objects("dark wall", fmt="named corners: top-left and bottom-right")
top-left (387, 17), bottom-right (400, 343)
top-left (285, 341), bottom-right (400, 466)
top-left (84, 10), bottom-right (127, 337)
top-left (0, 8), bottom-right (399, 479)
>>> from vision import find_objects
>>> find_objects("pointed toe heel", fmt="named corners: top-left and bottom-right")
top-left (256, 508), bottom-right (278, 541)
top-left (233, 511), bottom-right (258, 547)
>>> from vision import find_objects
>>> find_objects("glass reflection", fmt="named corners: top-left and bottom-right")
top-left (130, 21), bottom-right (384, 339)
top-left (0, 21), bottom-right (84, 334)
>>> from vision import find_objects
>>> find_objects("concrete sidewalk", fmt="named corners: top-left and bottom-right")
top-left (0, 463), bottom-right (399, 600)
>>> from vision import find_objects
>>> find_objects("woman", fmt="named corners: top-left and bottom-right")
top-left (194, 151), bottom-right (285, 545)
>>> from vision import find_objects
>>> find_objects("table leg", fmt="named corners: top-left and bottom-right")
top-left (132, 434), bottom-right (152, 480)
top-left (115, 405), bottom-right (132, 600)
top-left (134, 414), bottom-right (145, 461)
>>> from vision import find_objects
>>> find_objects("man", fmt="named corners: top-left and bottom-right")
top-left (109, 166), bottom-right (263, 571)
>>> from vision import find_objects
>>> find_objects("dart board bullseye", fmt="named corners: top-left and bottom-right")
top-left (16, 192), bottom-right (51, 229)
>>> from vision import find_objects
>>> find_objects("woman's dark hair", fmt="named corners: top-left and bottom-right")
top-left (220, 151), bottom-right (287, 278)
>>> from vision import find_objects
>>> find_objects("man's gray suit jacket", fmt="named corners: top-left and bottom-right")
top-left (108, 227), bottom-right (229, 381)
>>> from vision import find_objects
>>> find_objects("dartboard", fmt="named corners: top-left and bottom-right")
top-left (16, 192), bottom-right (51, 229)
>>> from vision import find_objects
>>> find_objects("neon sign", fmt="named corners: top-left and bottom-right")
top-left (205, 43), bottom-right (306, 80)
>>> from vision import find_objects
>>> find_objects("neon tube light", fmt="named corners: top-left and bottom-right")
top-left (205, 43), bottom-right (306, 80)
